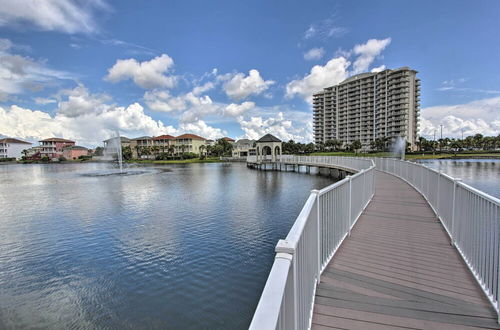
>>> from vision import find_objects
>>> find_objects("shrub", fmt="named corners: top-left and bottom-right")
top-left (41, 156), bottom-right (50, 162)
top-left (182, 152), bottom-right (198, 159)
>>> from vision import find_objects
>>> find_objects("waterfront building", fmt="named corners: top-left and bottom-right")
top-left (232, 139), bottom-right (256, 158)
top-left (0, 138), bottom-right (32, 159)
top-left (313, 67), bottom-right (420, 150)
top-left (256, 134), bottom-right (282, 162)
top-left (175, 134), bottom-right (206, 155)
top-left (62, 146), bottom-right (89, 160)
top-left (221, 137), bottom-right (236, 144)
top-left (151, 135), bottom-right (175, 153)
top-left (130, 136), bottom-right (152, 159)
top-left (103, 136), bottom-right (131, 149)
top-left (39, 138), bottom-right (76, 158)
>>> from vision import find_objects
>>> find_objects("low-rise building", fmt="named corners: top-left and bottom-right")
top-left (221, 137), bottom-right (235, 144)
top-left (63, 146), bottom-right (89, 160)
top-left (175, 134), bottom-right (206, 155)
top-left (39, 138), bottom-right (75, 158)
top-left (151, 134), bottom-right (175, 153)
top-left (232, 139), bottom-right (256, 158)
top-left (130, 136), bottom-right (152, 159)
top-left (0, 138), bottom-right (32, 159)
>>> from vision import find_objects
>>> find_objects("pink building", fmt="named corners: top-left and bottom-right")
top-left (39, 138), bottom-right (75, 158)
top-left (62, 146), bottom-right (89, 160)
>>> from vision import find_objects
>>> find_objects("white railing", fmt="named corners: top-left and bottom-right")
top-left (246, 154), bottom-right (373, 173)
top-left (373, 158), bottom-right (500, 319)
top-left (249, 156), bottom-right (375, 330)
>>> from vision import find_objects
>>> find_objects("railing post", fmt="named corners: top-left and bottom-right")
top-left (348, 175), bottom-right (352, 235)
top-left (312, 189), bottom-right (321, 281)
top-left (450, 178), bottom-right (461, 246)
top-left (437, 170), bottom-right (441, 214)
top-left (276, 239), bottom-right (297, 330)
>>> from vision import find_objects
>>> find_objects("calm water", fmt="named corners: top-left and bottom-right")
top-left (415, 159), bottom-right (500, 198)
top-left (0, 163), bottom-right (333, 329)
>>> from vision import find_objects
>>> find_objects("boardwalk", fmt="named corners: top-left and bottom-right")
top-left (312, 171), bottom-right (499, 329)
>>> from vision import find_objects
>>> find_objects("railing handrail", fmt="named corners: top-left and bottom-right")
top-left (249, 155), bottom-right (376, 330)
top-left (373, 157), bottom-right (500, 321)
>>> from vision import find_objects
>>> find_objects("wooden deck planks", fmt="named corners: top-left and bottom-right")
top-left (312, 171), bottom-right (499, 329)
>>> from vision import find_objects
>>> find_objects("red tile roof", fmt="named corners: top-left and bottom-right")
top-left (39, 137), bottom-right (75, 143)
top-left (0, 138), bottom-right (32, 144)
top-left (176, 134), bottom-right (206, 140)
top-left (152, 134), bottom-right (176, 140)
top-left (222, 137), bottom-right (235, 142)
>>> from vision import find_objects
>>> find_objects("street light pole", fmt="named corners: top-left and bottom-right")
top-left (439, 125), bottom-right (443, 153)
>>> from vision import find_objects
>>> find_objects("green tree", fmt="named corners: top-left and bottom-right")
top-left (94, 146), bottom-right (104, 156)
top-left (351, 140), bottom-right (362, 154)
top-left (122, 146), bottom-right (132, 160)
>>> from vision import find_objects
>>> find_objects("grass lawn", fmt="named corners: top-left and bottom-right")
top-left (127, 157), bottom-right (223, 164)
top-left (308, 151), bottom-right (500, 160)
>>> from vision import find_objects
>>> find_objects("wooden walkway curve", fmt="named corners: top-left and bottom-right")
top-left (312, 171), bottom-right (499, 329)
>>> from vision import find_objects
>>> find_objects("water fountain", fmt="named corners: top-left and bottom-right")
top-left (103, 131), bottom-right (124, 173)
top-left (391, 136), bottom-right (406, 160)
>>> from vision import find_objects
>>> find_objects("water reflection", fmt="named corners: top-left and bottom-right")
top-left (415, 159), bottom-right (500, 198)
top-left (0, 162), bottom-right (333, 329)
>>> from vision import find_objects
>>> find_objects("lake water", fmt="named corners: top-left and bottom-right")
top-left (0, 163), bottom-right (333, 329)
top-left (415, 159), bottom-right (500, 198)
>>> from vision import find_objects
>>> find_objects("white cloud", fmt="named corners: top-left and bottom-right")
top-left (420, 97), bottom-right (500, 138)
top-left (238, 112), bottom-right (312, 142)
top-left (192, 81), bottom-right (215, 95)
top-left (0, 0), bottom-right (108, 34)
top-left (304, 47), bottom-right (325, 61)
top-left (286, 57), bottom-right (350, 102)
top-left (57, 85), bottom-right (111, 117)
top-left (371, 65), bottom-right (386, 73)
top-left (224, 101), bottom-right (255, 117)
top-left (178, 120), bottom-right (226, 140)
top-left (0, 39), bottom-right (74, 98)
top-left (0, 83), bottom-right (229, 146)
top-left (223, 69), bottom-right (275, 100)
top-left (34, 97), bottom-right (57, 105)
top-left (105, 54), bottom-right (176, 89)
top-left (352, 38), bottom-right (391, 74)
top-left (0, 102), bottom-right (173, 146)
top-left (303, 14), bottom-right (347, 40)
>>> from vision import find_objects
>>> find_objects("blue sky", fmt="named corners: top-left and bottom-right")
top-left (0, 0), bottom-right (499, 146)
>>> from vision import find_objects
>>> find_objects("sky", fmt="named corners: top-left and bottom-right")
top-left (0, 0), bottom-right (499, 147)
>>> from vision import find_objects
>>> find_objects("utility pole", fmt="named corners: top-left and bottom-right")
top-left (461, 129), bottom-right (464, 141)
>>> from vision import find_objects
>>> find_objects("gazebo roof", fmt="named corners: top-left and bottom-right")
top-left (257, 134), bottom-right (281, 143)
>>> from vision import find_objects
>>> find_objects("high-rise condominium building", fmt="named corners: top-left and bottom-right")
top-left (313, 67), bottom-right (420, 150)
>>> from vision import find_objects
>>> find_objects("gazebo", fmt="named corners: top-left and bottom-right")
top-left (256, 134), bottom-right (282, 162)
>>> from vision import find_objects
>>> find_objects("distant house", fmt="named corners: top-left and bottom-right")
top-left (0, 138), bottom-right (32, 159)
top-left (39, 138), bottom-right (75, 159)
top-left (221, 137), bottom-right (236, 144)
top-left (232, 139), bottom-right (256, 158)
top-left (151, 134), bottom-right (176, 153)
top-left (205, 139), bottom-right (215, 146)
top-left (175, 134), bottom-right (206, 155)
top-left (103, 136), bottom-right (131, 149)
top-left (63, 146), bottom-right (89, 160)
top-left (130, 136), bottom-right (152, 159)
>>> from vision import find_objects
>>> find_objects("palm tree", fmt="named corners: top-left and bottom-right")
top-left (134, 145), bottom-right (141, 159)
top-left (168, 145), bottom-right (175, 157)
top-left (199, 145), bottom-right (206, 158)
